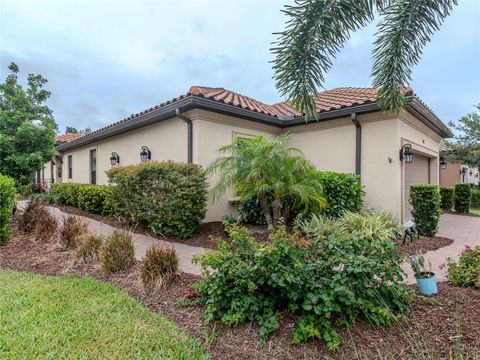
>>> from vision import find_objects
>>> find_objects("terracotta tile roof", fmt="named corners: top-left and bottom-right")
top-left (188, 86), bottom-right (414, 118)
top-left (55, 134), bottom-right (82, 144)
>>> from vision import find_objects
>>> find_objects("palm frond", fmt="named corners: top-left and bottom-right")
top-left (372, 0), bottom-right (457, 113)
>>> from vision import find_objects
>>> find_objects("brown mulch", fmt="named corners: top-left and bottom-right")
top-left (49, 204), bottom-right (269, 249)
top-left (1, 216), bottom-right (479, 360)
top-left (396, 236), bottom-right (455, 258)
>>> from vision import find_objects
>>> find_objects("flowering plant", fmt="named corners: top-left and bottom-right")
top-left (410, 250), bottom-right (433, 278)
top-left (447, 245), bottom-right (480, 288)
top-left (177, 287), bottom-right (202, 306)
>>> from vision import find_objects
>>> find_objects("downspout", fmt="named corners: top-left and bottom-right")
top-left (351, 112), bottom-right (361, 178)
top-left (175, 108), bottom-right (193, 164)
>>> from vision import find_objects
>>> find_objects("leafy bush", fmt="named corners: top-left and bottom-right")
top-left (51, 183), bottom-right (112, 215)
top-left (0, 175), bottom-right (15, 244)
top-left (447, 245), bottom-right (480, 288)
top-left (316, 171), bottom-right (364, 218)
top-left (107, 161), bottom-right (207, 238)
top-left (410, 185), bottom-right (441, 236)
top-left (238, 171), bottom-right (364, 225)
top-left (101, 230), bottom-right (136, 273)
top-left (337, 210), bottom-right (402, 242)
top-left (194, 222), bottom-right (412, 350)
top-left (440, 187), bottom-right (454, 211)
top-left (34, 212), bottom-right (58, 242)
top-left (76, 233), bottom-right (103, 263)
top-left (300, 214), bottom-right (336, 239)
top-left (59, 216), bottom-right (87, 249)
top-left (470, 188), bottom-right (480, 208)
top-left (19, 200), bottom-right (49, 234)
top-left (141, 244), bottom-right (178, 288)
top-left (454, 183), bottom-right (471, 213)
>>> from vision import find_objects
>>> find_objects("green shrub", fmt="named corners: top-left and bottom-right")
top-left (0, 175), bottom-right (15, 244)
top-left (194, 223), bottom-right (412, 350)
top-left (51, 183), bottom-right (112, 215)
top-left (440, 187), bottom-right (455, 211)
top-left (300, 214), bottom-right (336, 239)
top-left (316, 171), bottom-right (364, 218)
top-left (447, 245), bottom-right (480, 288)
top-left (238, 171), bottom-right (364, 225)
top-left (59, 216), bottom-right (88, 249)
top-left (19, 200), bottom-right (49, 234)
top-left (410, 185), bottom-right (441, 236)
top-left (337, 210), bottom-right (402, 242)
top-left (76, 233), bottom-right (103, 263)
top-left (141, 244), bottom-right (178, 288)
top-left (470, 188), bottom-right (480, 208)
top-left (107, 161), bottom-right (207, 239)
top-left (454, 183), bottom-right (471, 213)
top-left (34, 212), bottom-right (58, 242)
top-left (101, 230), bottom-right (136, 273)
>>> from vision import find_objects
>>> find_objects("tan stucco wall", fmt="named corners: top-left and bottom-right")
top-left (62, 117), bottom-right (188, 185)
top-left (188, 109), bottom-right (281, 221)
top-left (440, 163), bottom-right (461, 187)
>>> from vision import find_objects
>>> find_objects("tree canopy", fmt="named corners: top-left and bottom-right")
top-left (272, 0), bottom-right (458, 120)
top-left (443, 104), bottom-right (480, 168)
top-left (0, 63), bottom-right (57, 185)
top-left (66, 126), bottom-right (92, 134)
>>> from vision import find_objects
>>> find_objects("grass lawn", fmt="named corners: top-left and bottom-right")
top-left (0, 270), bottom-right (208, 360)
top-left (470, 208), bottom-right (480, 216)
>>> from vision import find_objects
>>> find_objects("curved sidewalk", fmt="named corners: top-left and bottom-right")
top-left (19, 201), bottom-right (204, 275)
top-left (402, 213), bottom-right (480, 284)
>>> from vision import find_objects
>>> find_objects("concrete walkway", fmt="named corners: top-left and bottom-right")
top-left (402, 213), bottom-right (480, 284)
top-left (19, 201), bottom-right (204, 275)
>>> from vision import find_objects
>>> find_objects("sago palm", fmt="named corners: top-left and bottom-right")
top-left (207, 134), bottom-right (326, 228)
top-left (271, 0), bottom-right (458, 120)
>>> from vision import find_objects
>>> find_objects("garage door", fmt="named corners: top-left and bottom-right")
top-left (404, 154), bottom-right (430, 222)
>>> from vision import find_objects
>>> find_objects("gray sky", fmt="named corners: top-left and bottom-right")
top-left (1, 0), bottom-right (479, 133)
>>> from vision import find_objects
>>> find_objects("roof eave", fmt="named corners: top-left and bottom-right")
top-left (406, 96), bottom-right (453, 138)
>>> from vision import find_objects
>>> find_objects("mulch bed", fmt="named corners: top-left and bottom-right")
top-left (49, 204), bottom-right (269, 249)
top-left (1, 215), bottom-right (479, 360)
top-left (396, 236), bottom-right (455, 258)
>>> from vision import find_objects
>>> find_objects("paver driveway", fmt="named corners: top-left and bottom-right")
top-left (402, 213), bottom-right (480, 284)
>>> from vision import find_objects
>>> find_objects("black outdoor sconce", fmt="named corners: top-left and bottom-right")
top-left (461, 167), bottom-right (468, 175)
top-left (110, 152), bottom-right (120, 166)
top-left (140, 146), bottom-right (151, 162)
top-left (399, 144), bottom-right (413, 164)
top-left (470, 170), bottom-right (473, 176)
top-left (440, 158), bottom-right (447, 169)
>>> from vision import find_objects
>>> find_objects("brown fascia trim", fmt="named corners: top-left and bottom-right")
top-left (56, 94), bottom-right (452, 152)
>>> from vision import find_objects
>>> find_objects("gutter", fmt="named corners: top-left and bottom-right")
top-left (175, 108), bottom-right (193, 163)
top-left (351, 112), bottom-right (361, 178)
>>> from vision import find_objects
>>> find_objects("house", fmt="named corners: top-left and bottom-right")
top-left (440, 162), bottom-right (479, 187)
top-left (40, 86), bottom-right (452, 223)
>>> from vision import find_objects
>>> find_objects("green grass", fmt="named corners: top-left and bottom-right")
top-left (470, 208), bottom-right (480, 216)
top-left (0, 270), bottom-right (208, 360)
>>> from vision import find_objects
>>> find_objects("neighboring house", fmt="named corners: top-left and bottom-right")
top-left (43, 86), bottom-right (452, 223)
top-left (440, 162), bottom-right (479, 187)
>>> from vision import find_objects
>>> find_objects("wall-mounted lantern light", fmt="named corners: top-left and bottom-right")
top-left (469, 170), bottom-right (473, 176)
top-left (110, 152), bottom-right (120, 166)
top-left (461, 167), bottom-right (468, 175)
top-left (399, 144), bottom-right (413, 164)
top-left (140, 146), bottom-right (151, 162)
top-left (440, 158), bottom-right (447, 169)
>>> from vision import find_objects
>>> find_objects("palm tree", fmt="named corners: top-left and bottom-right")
top-left (271, 0), bottom-right (458, 120)
top-left (207, 134), bottom-right (326, 228)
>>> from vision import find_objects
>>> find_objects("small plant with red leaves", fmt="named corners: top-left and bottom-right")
top-left (177, 287), bottom-right (202, 306)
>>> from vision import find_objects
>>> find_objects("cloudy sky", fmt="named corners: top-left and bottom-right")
top-left (1, 0), bottom-right (479, 133)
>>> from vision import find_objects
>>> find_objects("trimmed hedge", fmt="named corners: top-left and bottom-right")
top-left (0, 175), bottom-right (16, 244)
top-left (51, 183), bottom-right (112, 215)
top-left (471, 188), bottom-right (480, 208)
top-left (454, 183), bottom-right (471, 214)
top-left (440, 187), bottom-right (455, 211)
top-left (410, 185), bottom-right (441, 236)
top-left (107, 161), bottom-right (207, 238)
top-left (316, 171), bottom-right (364, 218)
top-left (238, 171), bottom-right (364, 224)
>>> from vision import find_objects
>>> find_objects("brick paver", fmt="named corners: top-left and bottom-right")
top-left (402, 213), bottom-right (480, 284)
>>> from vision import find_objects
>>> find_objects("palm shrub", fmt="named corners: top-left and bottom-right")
top-left (0, 175), bottom-right (15, 244)
top-left (207, 134), bottom-right (326, 228)
top-left (410, 185), bottom-right (441, 236)
top-left (337, 210), bottom-right (402, 242)
top-left (194, 222), bottom-right (412, 350)
top-left (454, 183), bottom-right (471, 213)
top-left (440, 187), bottom-right (455, 211)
